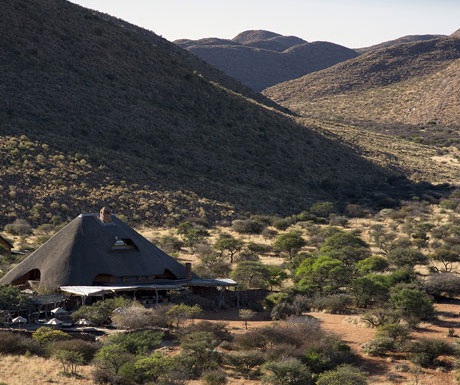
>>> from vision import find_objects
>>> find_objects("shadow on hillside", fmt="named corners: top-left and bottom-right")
top-left (0, 0), bottom-right (453, 224)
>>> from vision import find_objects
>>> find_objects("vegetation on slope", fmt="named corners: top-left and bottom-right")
top-left (355, 34), bottom-right (445, 54)
top-left (264, 37), bottom-right (460, 127)
top-left (175, 30), bottom-right (358, 91)
top-left (0, 0), bottom-right (423, 227)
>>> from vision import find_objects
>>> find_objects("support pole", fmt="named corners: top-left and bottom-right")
top-left (218, 287), bottom-right (224, 311)
top-left (155, 290), bottom-right (159, 307)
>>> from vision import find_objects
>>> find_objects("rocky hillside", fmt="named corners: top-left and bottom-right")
top-left (175, 30), bottom-right (358, 91)
top-left (355, 34), bottom-right (445, 54)
top-left (264, 37), bottom-right (460, 128)
top-left (0, 0), bottom-right (417, 228)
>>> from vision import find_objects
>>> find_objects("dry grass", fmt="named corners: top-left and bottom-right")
top-left (298, 118), bottom-right (460, 184)
top-left (0, 355), bottom-right (95, 385)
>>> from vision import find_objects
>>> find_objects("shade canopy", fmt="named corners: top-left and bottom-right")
top-left (60, 278), bottom-right (237, 297)
top-left (51, 307), bottom-right (67, 315)
top-left (12, 316), bottom-right (27, 324)
top-left (46, 318), bottom-right (63, 325)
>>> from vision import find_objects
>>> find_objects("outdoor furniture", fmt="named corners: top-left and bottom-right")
top-left (76, 318), bottom-right (92, 326)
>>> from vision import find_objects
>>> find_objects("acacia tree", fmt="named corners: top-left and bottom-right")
top-left (429, 248), bottom-right (460, 273)
top-left (318, 230), bottom-right (370, 268)
top-left (231, 261), bottom-right (270, 289)
top-left (389, 284), bottom-right (434, 326)
top-left (295, 256), bottom-right (349, 294)
top-left (273, 232), bottom-right (305, 261)
top-left (239, 309), bottom-right (256, 330)
top-left (387, 248), bottom-right (427, 269)
top-left (215, 234), bottom-right (244, 264)
top-left (54, 350), bottom-right (84, 376)
top-left (267, 266), bottom-right (289, 291)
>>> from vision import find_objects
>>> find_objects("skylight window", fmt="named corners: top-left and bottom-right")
top-left (111, 237), bottom-right (137, 250)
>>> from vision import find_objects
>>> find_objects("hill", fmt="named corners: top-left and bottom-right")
top-left (232, 30), bottom-right (281, 44)
top-left (264, 37), bottom-right (460, 128)
top-left (175, 31), bottom-right (358, 91)
top-left (355, 34), bottom-right (445, 54)
top-left (452, 28), bottom-right (460, 38)
top-left (0, 0), bottom-right (424, 228)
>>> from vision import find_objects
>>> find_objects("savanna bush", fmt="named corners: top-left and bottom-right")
top-left (232, 219), bottom-right (265, 234)
top-left (49, 339), bottom-right (99, 363)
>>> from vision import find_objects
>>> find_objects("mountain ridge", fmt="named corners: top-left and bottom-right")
top-left (175, 30), bottom-right (357, 91)
top-left (264, 37), bottom-right (460, 127)
top-left (355, 34), bottom-right (445, 54)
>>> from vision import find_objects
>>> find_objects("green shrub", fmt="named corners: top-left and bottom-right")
top-left (295, 256), bottom-right (349, 295)
top-left (387, 248), bottom-right (427, 268)
top-left (0, 286), bottom-right (33, 310)
top-left (376, 323), bottom-right (409, 345)
top-left (408, 338), bottom-right (454, 367)
top-left (351, 275), bottom-right (389, 308)
top-left (111, 303), bottom-right (160, 329)
top-left (232, 219), bottom-right (265, 234)
top-left (71, 297), bottom-right (133, 326)
top-left (262, 228), bottom-right (278, 240)
top-left (93, 344), bottom-right (133, 372)
top-left (230, 261), bottom-right (270, 289)
top-left (179, 321), bottom-right (232, 344)
top-left (92, 367), bottom-right (119, 384)
top-left (201, 369), bottom-right (227, 385)
top-left (309, 202), bottom-right (335, 218)
top-left (273, 218), bottom-right (293, 231)
top-left (224, 350), bottom-right (265, 377)
top-left (5, 219), bottom-right (33, 235)
top-left (134, 353), bottom-right (174, 383)
top-left (303, 337), bottom-right (355, 373)
top-left (178, 331), bottom-right (221, 377)
top-left (106, 330), bottom-right (164, 354)
top-left (53, 349), bottom-right (84, 375)
top-left (159, 234), bottom-right (183, 253)
top-left (424, 273), bottom-right (460, 298)
top-left (311, 294), bottom-right (353, 314)
top-left (440, 199), bottom-right (458, 210)
top-left (0, 332), bottom-right (42, 355)
top-left (356, 256), bottom-right (389, 274)
top-left (261, 358), bottom-right (312, 385)
top-left (49, 339), bottom-right (99, 363)
top-left (274, 232), bottom-right (305, 260)
top-left (270, 301), bottom-right (296, 320)
top-left (389, 284), bottom-right (435, 325)
top-left (316, 365), bottom-right (367, 385)
top-left (166, 304), bottom-right (202, 328)
top-left (32, 327), bottom-right (71, 345)
top-left (361, 337), bottom-right (394, 356)
top-left (214, 234), bottom-right (244, 264)
top-left (247, 242), bottom-right (272, 254)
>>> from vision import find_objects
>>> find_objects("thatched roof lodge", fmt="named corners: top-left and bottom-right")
top-left (0, 208), bottom-right (235, 300)
top-left (0, 234), bottom-right (13, 254)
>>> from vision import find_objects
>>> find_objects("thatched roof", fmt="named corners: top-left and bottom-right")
top-left (0, 213), bottom-right (188, 288)
top-left (0, 234), bottom-right (13, 250)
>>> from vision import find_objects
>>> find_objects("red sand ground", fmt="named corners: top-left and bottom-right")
top-left (198, 302), bottom-right (460, 384)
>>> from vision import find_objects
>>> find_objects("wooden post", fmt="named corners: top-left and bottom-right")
top-left (155, 290), bottom-right (159, 307)
top-left (218, 287), bottom-right (224, 310)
